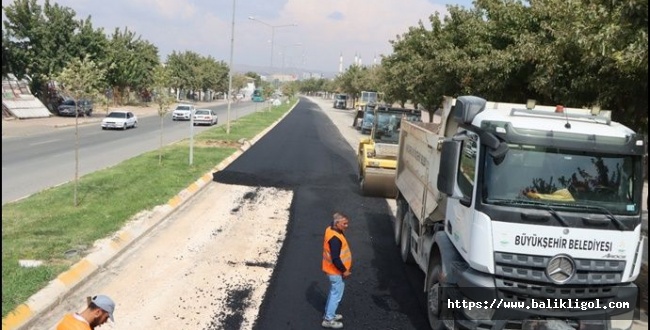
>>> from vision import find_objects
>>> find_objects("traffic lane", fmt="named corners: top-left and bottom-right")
top-left (1, 104), bottom-right (257, 204)
top-left (214, 97), bottom-right (430, 329)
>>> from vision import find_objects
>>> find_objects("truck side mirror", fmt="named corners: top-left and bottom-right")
top-left (490, 142), bottom-right (509, 165)
top-left (437, 139), bottom-right (462, 198)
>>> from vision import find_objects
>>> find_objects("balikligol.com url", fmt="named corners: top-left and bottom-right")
top-left (447, 299), bottom-right (630, 311)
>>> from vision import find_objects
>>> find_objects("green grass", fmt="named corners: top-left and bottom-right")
top-left (1, 99), bottom-right (297, 317)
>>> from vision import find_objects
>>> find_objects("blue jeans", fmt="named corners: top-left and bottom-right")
top-left (324, 274), bottom-right (345, 321)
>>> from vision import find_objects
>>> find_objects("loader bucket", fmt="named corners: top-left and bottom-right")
top-left (361, 167), bottom-right (397, 198)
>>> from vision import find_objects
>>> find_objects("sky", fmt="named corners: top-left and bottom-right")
top-left (3, 0), bottom-right (475, 76)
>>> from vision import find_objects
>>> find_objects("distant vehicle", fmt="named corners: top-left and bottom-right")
top-left (252, 88), bottom-right (265, 102)
top-left (172, 104), bottom-right (194, 121)
top-left (353, 104), bottom-right (376, 129)
top-left (193, 109), bottom-right (218, 126)
top-left (354, 91), bottom-right (379, 110)
top-left (360, 109), bottom-right (375, 134)
top-left (101, 111), bottom-right (138, 130)
top-left (56, 98), bottom-right (93, 117)
top-left (333, 94), bottom-right (348, 109)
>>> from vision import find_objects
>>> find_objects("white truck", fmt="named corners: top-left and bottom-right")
top-left (394, 95), bottom-right (645, 329)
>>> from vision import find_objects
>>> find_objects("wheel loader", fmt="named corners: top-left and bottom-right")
top-left (357, 106), bottom-right (421, 197)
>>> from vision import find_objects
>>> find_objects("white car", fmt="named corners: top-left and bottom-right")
top-left (101, 111), bottom-right (138, 130)
top-left (193, 109), bottom-right (218, 126)
top-left (172, 104), bottom-right (194, 121)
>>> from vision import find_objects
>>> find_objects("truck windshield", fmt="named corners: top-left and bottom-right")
top-left (372, 112), bottom-right (401, 144)
top-left (483, 145), bottom-right (639, 215)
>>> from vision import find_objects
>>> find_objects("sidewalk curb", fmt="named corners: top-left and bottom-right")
top-left (1, 99), bottom-right (298, 330)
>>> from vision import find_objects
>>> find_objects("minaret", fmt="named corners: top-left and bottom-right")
top-left (339, 53), bottom-right (343, 73)
top-left (354, 53), bottom-right (359, 66)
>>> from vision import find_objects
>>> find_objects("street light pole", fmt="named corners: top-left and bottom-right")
top-left (226, 0), bottom-right (236, 135)
top-left (248, 17), bottom-right (297, 71)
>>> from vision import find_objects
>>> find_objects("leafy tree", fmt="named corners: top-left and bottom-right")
top-left (3, 0), bottom-right (79, 97)
top-left (54, 55), bottom-right (106, 206)
top-left (245, 71), bottom-right (262, 87)
top-left (104, 27), bottom-right (159, 104)
top-left (151, 65), bottom-right (176, 165)
top-left (281, 81), bottom-right (299, 98)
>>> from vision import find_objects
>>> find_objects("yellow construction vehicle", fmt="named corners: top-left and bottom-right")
top-left (357, 105), bottom-right (421, 197)
top-left (353, 91), bottom-right (379, 110)
top-left (352, 91), bottom-right (379, 128)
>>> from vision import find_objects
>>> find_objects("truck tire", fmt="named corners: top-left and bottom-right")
top-left (426, 261), bottom-right (453, 330)
top-left (400, 212), bottom-right (415, 264)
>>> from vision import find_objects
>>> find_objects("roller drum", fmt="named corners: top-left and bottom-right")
top-left (361, 167), bottom-right (397, 197)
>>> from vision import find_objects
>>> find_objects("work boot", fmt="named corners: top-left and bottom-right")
top-left (322, 319), bottom-right (343, 329)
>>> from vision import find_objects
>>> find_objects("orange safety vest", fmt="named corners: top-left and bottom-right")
top-left (322, 226), bottom-right (352, 275)
top-left (56, 313), bottom-right (91, 330)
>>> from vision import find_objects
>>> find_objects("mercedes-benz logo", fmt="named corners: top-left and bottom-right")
top-left (546, 254), bottom-right (575, 284)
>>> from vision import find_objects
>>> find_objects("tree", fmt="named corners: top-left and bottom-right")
top-left (104, 27), bottom-right (159, 104)
top-left (2, 0), bottom-right (79, 97)
top-left (151, 65), bottom-right (175, 165)
top-left (54, 54), bottom-right (106, 207)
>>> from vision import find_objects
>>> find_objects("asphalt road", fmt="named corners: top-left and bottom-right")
top-left (1, 101), bottom-right (265, 204)
top-left (7, 96), bottom-right (647, 328)
top-left (212, 97), bottom-right (432, 329)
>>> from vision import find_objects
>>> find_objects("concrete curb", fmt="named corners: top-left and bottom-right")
top-left (1, 100), bottom-right (298, 330)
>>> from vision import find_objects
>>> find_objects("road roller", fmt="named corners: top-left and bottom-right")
top-left (357, 105), bottom-right (421, 197)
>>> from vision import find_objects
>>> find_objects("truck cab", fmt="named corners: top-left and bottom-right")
top-left (333, 93), bottom-right (348, 109)
top-left (395, 96), bottom-right (645, 329)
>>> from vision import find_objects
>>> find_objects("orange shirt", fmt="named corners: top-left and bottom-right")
top-left (56, 313), bottom-right (91, 330)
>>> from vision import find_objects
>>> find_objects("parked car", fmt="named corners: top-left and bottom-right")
top-left (172, 104), bottom-right (194, 121)
top-left (57, 98), bottom-right (93, 117)
top-left (101, 111), bottom-right (138, 130)
top-left (193, 109), bottom-right (218, 126)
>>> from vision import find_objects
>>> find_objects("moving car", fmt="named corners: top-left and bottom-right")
top-left (101, 111), bottom-right (138, 130)
top-left (193, 109), bottom-right (218, 126)
top-left (56, 98), bottom-right (93, 117)
top-left (172, 104), bottom-right (194, 121)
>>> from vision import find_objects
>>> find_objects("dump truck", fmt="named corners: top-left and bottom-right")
top-left (394, 96), bottom-right (645, 329)
top-left (333, 93), bottom-right (348, 109)
top-left (357, 105), bottom-right (421, 197)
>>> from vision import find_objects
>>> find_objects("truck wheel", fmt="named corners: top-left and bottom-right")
top-left (400, 214), bottom-right (415, 264)
top-left (426, 263), bottom-right (449, 330)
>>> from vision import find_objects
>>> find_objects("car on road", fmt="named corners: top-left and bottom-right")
top-left (56, 98), bottom-right (93, 117)
top-left (193, 109), bottom-right (218, 126)
top-left (101, 111), bottom-right (138, 130)
top-left (172, 104), bottom-right (194, 121)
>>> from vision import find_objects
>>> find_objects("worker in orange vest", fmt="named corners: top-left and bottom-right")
top-left (56, 295), bottom-right (115, 330)
top-left (321, 212), bottom-right (352, 329)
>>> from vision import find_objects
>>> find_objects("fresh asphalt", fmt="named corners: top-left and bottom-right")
top-left (213, 97), bottom-right (431, 329)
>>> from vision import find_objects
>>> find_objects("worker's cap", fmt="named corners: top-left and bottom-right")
top-left (91, 295), bottom-right (115, 321)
